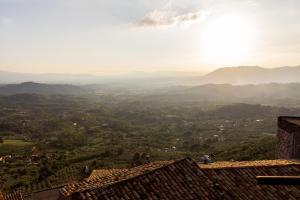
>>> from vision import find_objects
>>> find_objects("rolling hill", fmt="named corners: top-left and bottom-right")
top-left (0, 71), bottom-right (102, 84)
top-left (201, 66), bottom-right (300, 84)
top-left (1, 66), bottom-right (300, 86)
top-left (145, 83), bottom-right (300, 106)
top-left (0, 82), bottom-right (90, 96)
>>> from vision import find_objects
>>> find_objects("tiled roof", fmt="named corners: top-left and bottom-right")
top-left (198, 159), bottom-right (300, 169)
top-left (70, 158), bottom-right (216, 200)
top-left (60, 161), bottom-right (172, 197)
top-left (65, 158), bottom-right (300, 200)
top-left (87, 161), bottom-right (172, 182)
top-left (2, 191), bottom-right (24, 200)
top-left (200, 163), bottom-right (300, 200)
top-left (25, 186), bottom-right (64, 200)
top-left (86, 169), bottom-right (127, 181)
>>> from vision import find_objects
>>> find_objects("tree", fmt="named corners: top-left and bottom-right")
top-left (50, 124), bottom-right (86, 149)
top-left (131, 152), bottom-right (141, 166)
top-left (38, 162), bottom-right (54, 181)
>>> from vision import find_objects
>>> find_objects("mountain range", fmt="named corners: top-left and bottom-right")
top-left (0, 81), bottom-right (300, 107)
top-left (1, 66), bottom-right (300, 85)
top-left (0, 71), bottom-right (102, 84)
top-left (201, 66), bottom-right (300, 84)
top-left (0, 82), bottom-right (90, 95)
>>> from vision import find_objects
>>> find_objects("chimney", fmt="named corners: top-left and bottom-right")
top-left (277, 116), bottom-right (300, 159)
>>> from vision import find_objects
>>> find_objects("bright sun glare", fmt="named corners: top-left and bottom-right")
top-left (202, 15), bottom-right (255, 65)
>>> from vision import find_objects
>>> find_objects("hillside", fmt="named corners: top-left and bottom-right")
top-left (0, 86), bottom-right (299, 193)
top-left (2, 66), bottom-right (300, 86)
top-left (0, 71), bottom-right (202, 86)
top-left (201, 66), bottom-right (300, 84)
top-left (145, 83), bottom-right (300, 106)
top-left (0, 82), bottom-right (90, 96)
top-left (2, 82), bottom-right (300, 106)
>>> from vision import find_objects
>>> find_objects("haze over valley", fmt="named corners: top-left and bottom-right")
top-left (1, 1), bottom-right (300, 199)
top-left (1, 65), bottom-right (300, 85)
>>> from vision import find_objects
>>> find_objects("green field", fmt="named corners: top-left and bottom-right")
top-left (0, 140), bottom-right (33, 147)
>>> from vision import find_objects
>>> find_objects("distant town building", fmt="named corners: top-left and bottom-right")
top-left (277, 116), bottom-right (300, 159)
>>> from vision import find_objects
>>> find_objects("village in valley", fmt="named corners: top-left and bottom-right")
top-left (0, 92), bottom-right (299, 199)
top-left (1, 0), bottom-right (300, 199)
top-left (0, 112), bottom-right (300, 199)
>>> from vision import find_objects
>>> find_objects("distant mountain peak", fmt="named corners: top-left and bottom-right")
top-left (20, 81), bottom-right (40, 85)
top-left (202, 66), bottom-right (300, 85)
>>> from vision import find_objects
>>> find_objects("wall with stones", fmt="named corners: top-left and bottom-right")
top-left (277, 128), bottom-right (294, 159)
top-left (277, 116), bottom-right (300, 159)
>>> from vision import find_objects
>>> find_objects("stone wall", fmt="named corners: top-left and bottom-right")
top-left (294, 131), bottom-right (300, 158)
top-left (277, 128), bottom-right (294, 159)
top-left (277, 116), bottom-right (300, 159)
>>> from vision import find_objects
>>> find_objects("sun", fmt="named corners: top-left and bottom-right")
top-left (202, 15), bottom-right (255, 65)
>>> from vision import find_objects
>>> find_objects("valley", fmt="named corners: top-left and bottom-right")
top-left (0, 88), bottom-right (298, 192)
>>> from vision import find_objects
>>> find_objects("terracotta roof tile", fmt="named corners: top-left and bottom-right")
top-left (198, 159), bottom-right (300, 169)
top-left (87, 169), bottom-right (127, 181)
top-left (2, 191), bottom-right (23, 200)
top-left (70, 158), bottom-right (219, 200)
top-left (65, 158), bottom-right (300, 200)
top-left (60, 161), bottom-right (172, 197)
top-left (200, 164), bottom-right (300, 200)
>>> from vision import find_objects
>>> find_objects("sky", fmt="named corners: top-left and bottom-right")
top-left (0, 0), bottom-right (300, 75)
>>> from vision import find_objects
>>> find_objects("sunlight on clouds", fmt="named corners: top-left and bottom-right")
top-left (0, 0), bottom-right (300, 74)
top-left (135, 9), bottom-right (210, 27)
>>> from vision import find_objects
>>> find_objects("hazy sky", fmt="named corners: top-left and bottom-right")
top-left (0, 0), bottom-right (300, 75)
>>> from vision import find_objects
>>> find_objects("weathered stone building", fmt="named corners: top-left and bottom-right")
top-left (277, 116), bottom-right (300, 159)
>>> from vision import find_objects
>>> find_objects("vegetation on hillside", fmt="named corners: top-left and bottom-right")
top-left (0, 92), bottom-right (298, 192)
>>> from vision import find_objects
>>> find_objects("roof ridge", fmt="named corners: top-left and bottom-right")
top-left (199, 163), bottom-right (300, 170)
top-left (71, 157), bottom-right (198, 196)
top-left (60, 159), bottom-right (179, 197)
top-left (60, 168), bottom-right (129, 196)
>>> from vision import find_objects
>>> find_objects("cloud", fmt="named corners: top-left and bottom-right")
top-left (135, 9), bottom-right (209, 27)
top-left (244, 0), bottom-right (260, 7)
top-left (0, 17), bottom-right (14, 25)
